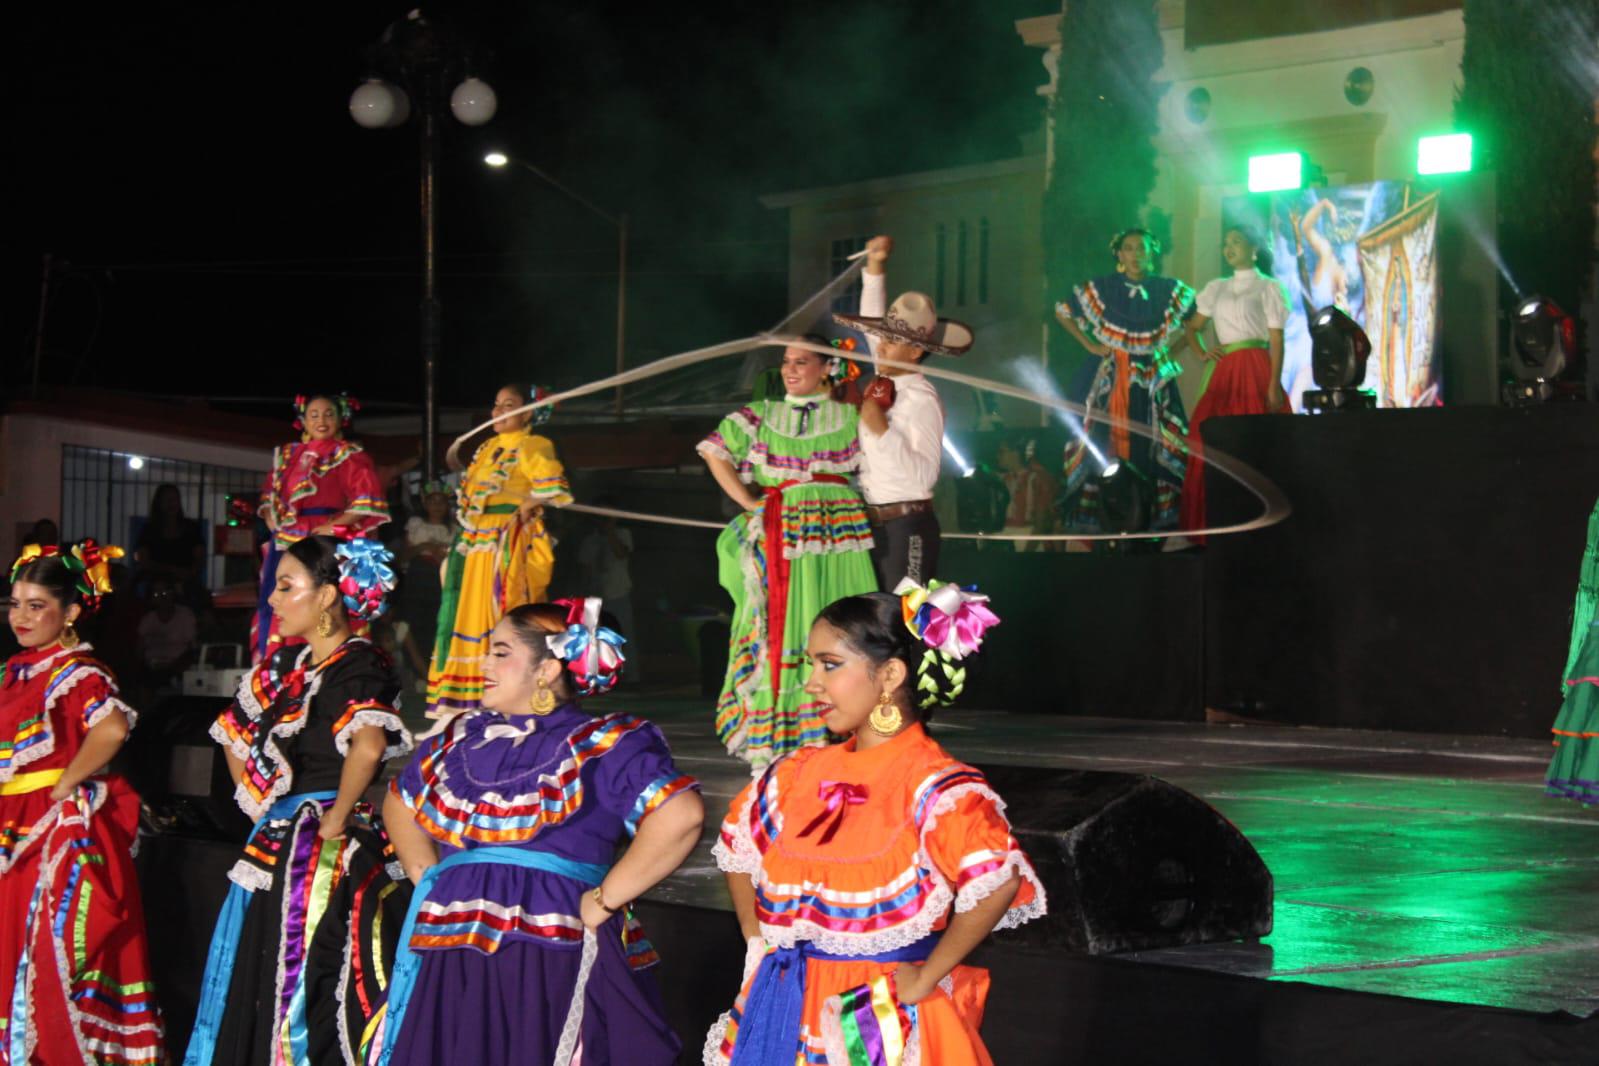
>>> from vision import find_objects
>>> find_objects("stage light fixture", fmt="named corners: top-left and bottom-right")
top-left (1417, 133), bottom-right (1472, 175)
top-left (1096, 461), bottom-right (1151, 536)
top-left (1303, 306), bottom-right (1376, 413)
top-left (483, 151), bottom-right (509, 167)
top-left (1247, 152), bottom-right (1303, 193)
top-left (1503, 295), bottom-right (1576, 405)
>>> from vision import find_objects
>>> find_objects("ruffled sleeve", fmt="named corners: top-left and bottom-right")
top-left (1194, 278), bottom-right (1222, 318)
top-left (589, 717), bottom-right (700, 836)
top-left (335, 447), bottom-right (390, 531)
top-left (47, 657), bottom-right (137, 737)
top-left (516, 434), bottom-right (574, 505)
top-left (391, 728), bottom-right (446, 818)
top-left (317, 645), bottom-right (412, 763)
top-left (919, 769), bottom-right (1047, 931)
top-left (210, 655), bottom-right (277, 761)
top-left (698, 407), bottom-right (757, 470)
top-left (712, 751), bottom-right (811, 877)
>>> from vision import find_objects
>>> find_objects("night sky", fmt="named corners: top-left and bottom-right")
top-left (10, 1), bottom-right (1044, 411)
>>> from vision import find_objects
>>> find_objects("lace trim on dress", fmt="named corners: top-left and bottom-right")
top-left (232, 646), bottom-right (337, 821)
top-left (331, 706), bottom-right (414, 762)
top-left (918, 780), bottom-right (1048, 931)
top-left (711, 782), bottom-right (764, 876)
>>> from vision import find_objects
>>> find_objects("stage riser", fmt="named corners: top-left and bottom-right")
top-left (1206, 405), bottom-right (1599, 736)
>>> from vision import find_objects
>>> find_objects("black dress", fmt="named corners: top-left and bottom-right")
top-left (190, 638), bottom-right (414, 1065)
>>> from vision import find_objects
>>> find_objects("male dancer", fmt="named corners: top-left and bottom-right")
top-left (835, 235), bottom-right (974, 589)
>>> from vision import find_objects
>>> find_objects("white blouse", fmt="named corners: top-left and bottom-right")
top-left (1194, 269), bottom-right (1290, 346)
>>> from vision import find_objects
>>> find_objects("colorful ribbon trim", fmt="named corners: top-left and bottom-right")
top-left (761, 474), bottom-right (851, 699)
top-left (548, 596), bottom-right (626, 696)
top-left (336, 537), bottom-right (396, 622)
top-left (832, 974), bottom-right (916, 1066)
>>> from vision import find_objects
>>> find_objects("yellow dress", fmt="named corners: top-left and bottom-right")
top-left (425, 429), bottom-right (571, 716)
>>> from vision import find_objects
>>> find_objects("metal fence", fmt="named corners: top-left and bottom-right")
top-left (60, 445), bottom-right (262, 588)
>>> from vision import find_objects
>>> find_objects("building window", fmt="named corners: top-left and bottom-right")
top-left (935, 224), bottom-right (947, 308)
top-left (957, 220), bottom-right (969, 307)
top-left (829, 236), bottom-right (867, 312)
top-left (60, 444), bottom-right (263, 589)
top-left (978, 217), bottom-right (991, 306)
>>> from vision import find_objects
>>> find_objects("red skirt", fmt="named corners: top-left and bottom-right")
top-left (1179, 346), bottom-right (1290, 535)
top-left (0, 776), bottom-right (163, 1064)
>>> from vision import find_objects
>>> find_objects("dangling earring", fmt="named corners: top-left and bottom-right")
top-left (59, 622), bottom-right (81, 651)
top-left (867, 691), bottom-right (903, 736)
top-left (530, 682), bottom-right (557, 715)
top-left (316, 610), bottom-right (334, 638)
top-left (1115, 262), bottom-right (1127, 274)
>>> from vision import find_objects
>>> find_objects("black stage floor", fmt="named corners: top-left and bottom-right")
top-left (600, 693), bottom-right (1599, 1063)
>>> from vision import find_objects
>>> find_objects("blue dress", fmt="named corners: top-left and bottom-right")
top-left (1057, 274), bottom-right (1195, 531)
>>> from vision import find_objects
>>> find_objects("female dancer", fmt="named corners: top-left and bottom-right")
top-left (374, 598), bottom-right (703, 1066)
top-left (700, 344), bottom-right (877, 767)
top-left (709, 581), bottom-right (1045, 1065)
top-left (427, 384), bottom-right (571, 718)
top-left (0, 541), bottom-right (163, 1065)
top-left (187, 535), bottom-right (412, 1065)
top-left (255, 393), bottom-right (388, 663)
top-left (1056, 228), bottom-right (1196, 533)
top-left (1178, 225), bottom-right (1291, 534)
top-left (1547, 496), bottom-right (1599, 803)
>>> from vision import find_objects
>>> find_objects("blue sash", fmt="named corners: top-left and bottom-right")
top-left (182, 790), bottom-right (338, 1066)
top-left (728, 933), bottom-right (939, 1066)
top-left (374, 846), bottom-right (610, 1066)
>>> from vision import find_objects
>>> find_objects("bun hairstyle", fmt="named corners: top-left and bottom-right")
top-left (816, 582), bottom-right (1000, 720)
top-left (501, 598), bottom-right (628, 700)
top-left (284, 535), bottom-right (396, 623)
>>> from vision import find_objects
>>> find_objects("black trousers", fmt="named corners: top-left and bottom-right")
top-left (869, 510), bottom-right (941, 591)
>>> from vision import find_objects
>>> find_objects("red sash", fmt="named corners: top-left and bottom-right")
top-left (763, 474), bottom-right (850, 697)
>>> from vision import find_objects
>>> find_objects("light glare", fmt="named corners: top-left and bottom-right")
top-left (484, 151), bottom-right (509, 168)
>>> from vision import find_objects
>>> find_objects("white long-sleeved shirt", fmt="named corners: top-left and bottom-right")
top-left (855, 271), bottom-right (944, 505)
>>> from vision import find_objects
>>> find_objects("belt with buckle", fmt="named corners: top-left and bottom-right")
top-left (866, 499), bottom-right (933, 523)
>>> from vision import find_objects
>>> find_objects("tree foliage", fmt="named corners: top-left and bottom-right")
top-left (1042, 0), bottom-right (1165, 374)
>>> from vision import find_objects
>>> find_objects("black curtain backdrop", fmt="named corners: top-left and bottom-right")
top-left (1205, 405), bottom-right (1599, 737)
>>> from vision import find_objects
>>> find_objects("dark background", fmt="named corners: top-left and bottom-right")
top-left (8, 1), bottom-right (1043, 409)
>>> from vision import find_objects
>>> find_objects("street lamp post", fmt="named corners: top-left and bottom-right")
top-left (350, 11), bottom-right (497, 484)
top-left (484, 152), bottom-right (628, 417)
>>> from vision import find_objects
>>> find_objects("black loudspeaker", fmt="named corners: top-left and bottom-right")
top-left (977, 765), bottom-right (1272, 955)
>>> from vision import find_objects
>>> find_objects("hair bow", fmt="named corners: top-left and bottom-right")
top-left (70, 540), bottom-right (125, 612)
top-left (827, 338), bottom-right (863, 387)
top-left (547, 597), bottom-right (626, 696)
top-left (10, 543), bottom-right (60, 584)
top-left (894, 578), bottom-right (1000, 661)
top-left (335, 538), bottom-right (396, 622)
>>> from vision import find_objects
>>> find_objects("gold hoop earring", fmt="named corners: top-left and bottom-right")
top-left (867, 691), bottom-right (903, 736)
top-left (59, 622), bottom-right (81, 651)
top-left (316, 610), bottom-right (335, 638)
top-left (530, 682), bottom-right (557, 715)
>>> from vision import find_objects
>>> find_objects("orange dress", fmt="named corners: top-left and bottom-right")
top-left (707, 725), bottom-right (1045, 1066)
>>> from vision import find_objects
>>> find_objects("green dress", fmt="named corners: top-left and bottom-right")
top-left (1548, 497), bottom-right (1599, 802)
top-left (698, 394), bottom-right (877, 767)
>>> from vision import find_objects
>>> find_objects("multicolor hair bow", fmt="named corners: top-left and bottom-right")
top-left (335, 538), bottom-right (396, 622)
top-left (292, 392), bottom-right (360, 433)
top-left (11, 540), bottom-right (126, 614)
top-left (893, 578), bottom-right (1000, 709)
top-left (828, 338), bottom-right (863, 387)
top-left (547, 597), bottom-right (626, 697)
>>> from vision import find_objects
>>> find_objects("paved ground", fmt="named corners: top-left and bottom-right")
top-left (604, 691), bottom-right (1599, 1017)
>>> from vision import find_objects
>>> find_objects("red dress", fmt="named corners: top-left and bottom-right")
top-left (0, 642), bottom-right (163, 1065)
top-left (253, 438), bottom-right (389, 662)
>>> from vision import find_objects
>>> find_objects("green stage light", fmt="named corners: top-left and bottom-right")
top-left (1417, 133), bottom-right (1472, 175)
top-left (1248, 152), bottom-right (1303, 193)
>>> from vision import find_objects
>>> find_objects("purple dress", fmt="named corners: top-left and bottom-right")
top-left (379, 705), bottom-right (699, 1066)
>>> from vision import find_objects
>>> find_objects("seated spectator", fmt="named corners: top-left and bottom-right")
top-left (136, 580), bottom-right (198, 688)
